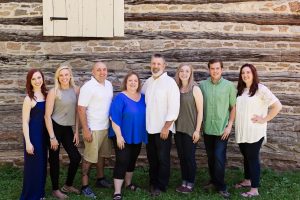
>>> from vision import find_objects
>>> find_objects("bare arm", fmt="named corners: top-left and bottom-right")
top-left (111, 120), bottom-right (125, 149)
top-left (22, 97), bottom-right (34, 155)
top-left (252, 101), bottom-right (282, 124)
top-left (192, 86), bottom-right (203, 143)
top-left (44, 89), bottom-right (59, 150)
top-left (78, 105), bottom-right (92, 142)
top-left (221, 105), bottom-right (236, 140)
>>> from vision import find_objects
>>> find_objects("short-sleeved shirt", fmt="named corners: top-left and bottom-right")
top-left (78, 77), bottom-right (113, 131)
top-left (109, 93), bottom-right (147, 144)
top-left (200, 77), bottom-right (237, 136)
top-left (235, 84), bottom-right (279, 143)
top-left (142, 72), bottom-right (180, 134)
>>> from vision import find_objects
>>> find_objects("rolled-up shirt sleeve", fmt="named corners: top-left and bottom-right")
top-left (165, 80), bottom-right (180, 122)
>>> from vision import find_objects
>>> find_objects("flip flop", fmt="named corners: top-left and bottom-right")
top-left (241, 192), bottom-right (259, 198)
top-left (113, 193), bottom-right (122, 200)
top-left (126, 183), bottom-right (140, 191)
top-left (235, 182), bottom-right (251, 189)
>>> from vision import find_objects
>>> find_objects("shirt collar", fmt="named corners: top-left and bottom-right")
top-left (208, 77), bottom-right (223, 85)
top-left (91, 76), bottom-right (106, 86)
top-left (152, 72), bottom-right (167, 81)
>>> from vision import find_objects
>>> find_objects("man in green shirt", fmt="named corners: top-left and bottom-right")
top-left (199, 59), bottom-right (236, 199)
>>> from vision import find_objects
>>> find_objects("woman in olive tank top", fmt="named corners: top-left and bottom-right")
top-left (174, 64), bottom-right (203, 194)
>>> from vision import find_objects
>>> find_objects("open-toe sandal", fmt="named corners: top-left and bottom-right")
top-left (113, 193), bottom-right (122, 200)
top-left (126, 183), bottom-right (140, 191)
top-left (241, 192), bottom-right (259, 198)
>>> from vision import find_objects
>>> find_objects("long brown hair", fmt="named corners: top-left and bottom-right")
top-left (175, 63), bottom-right (195, 91)
top-left (26, 69), bottom-right (47, 100)
top-left (121, 71), bottom-right (142, 92)
top-left (237, 64), bottom-right (259, 97)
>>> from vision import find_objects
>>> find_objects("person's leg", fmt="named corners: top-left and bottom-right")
top-left (236, 143), bottom-right (251, 187)
top-left (243, 137), bottom-right (264, 196)
top-left (125, 143), bottom-right (142, 187)
top-left (156, 131), bottom-right (172, 191)
top-left (203, 133), bottom-right (215, 185)
top-left (60, 126), bottom-right (81, 188)
top-left (213, 136), bottom-right (228, 192)
top-left (146, 134), bottom-right (159, 189)
top-left (181, 133), bottom-right (197, 188)
top-left (112, 138), bottom-right (131, 195)
top-left (50, 121), bottom-right (68, 199)
top-left (174, 132), bottom-right (188, 186)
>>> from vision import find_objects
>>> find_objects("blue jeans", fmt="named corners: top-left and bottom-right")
top-left (239, 137), bottom-right (264, 188)
top-left (203, 133), bottom-right (228, 191)
top-left (174, 132), bottom-right (197, 184)
top-left (146, 132), bottom-right (172, 191)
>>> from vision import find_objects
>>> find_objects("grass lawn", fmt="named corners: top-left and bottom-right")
top-left (1, 164), bottom-right (299, 200)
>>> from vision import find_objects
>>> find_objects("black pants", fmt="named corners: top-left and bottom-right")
top-left (49, 120), bottom-right (81, 190)
top-left (146, 132), bottom-right (172, 191)
top-left (203, 133), bottom-right (228, 191)
top-left (174, 132), bottom-right (197, 184)
top-left (112, 137), bottom-right (142, 179)
top-left (239, 137), bottom-right (264, 188)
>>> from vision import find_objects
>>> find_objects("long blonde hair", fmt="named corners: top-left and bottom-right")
top-left (54, 65), bottom-right (76, 99)
top-left (175, 63), bottom-right (195, 91)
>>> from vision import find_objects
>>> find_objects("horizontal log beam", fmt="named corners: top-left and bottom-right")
top-left (126, 12), bottom-right (300, 26)
top-left (125, 0), bottom-right (269, 4)
top-left (1, 28), bottom-right (300, 42)
top-left (2, 11), bottom-right (300, 27)
top-left (1, 0), bottom-right (41, 2)
top-left (1, 48), bottom-right (300, 64)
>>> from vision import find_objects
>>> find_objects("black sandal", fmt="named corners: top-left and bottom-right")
top-left (126, 183), bottom-right (140, 191)
top-left (113, 193), bottom-right (122, 200)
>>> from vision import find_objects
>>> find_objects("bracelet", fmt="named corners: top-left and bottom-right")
top-left (50, 136), bottom-right (56, 140)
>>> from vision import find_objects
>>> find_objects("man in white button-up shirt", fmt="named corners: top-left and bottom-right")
top-left (142, 54), bottom-right (180, 196)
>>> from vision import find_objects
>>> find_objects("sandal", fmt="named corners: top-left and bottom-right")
top-left (113, 193), bottom-right (122, 200)
top-left (61, 185), bottom-right (80, 194)
top-left (241, 192), bottom-right (259, 198)
top-left (126, 183), bottom-right (140, 191)
top-left (235, 182), bottom-right (251, 189)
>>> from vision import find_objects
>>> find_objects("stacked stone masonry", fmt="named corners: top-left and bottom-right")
top-left (0, 0), bottom-right (299, 170)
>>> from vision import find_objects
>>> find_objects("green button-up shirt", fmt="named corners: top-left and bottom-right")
top-left (199, 77), bottom-right (236, 136)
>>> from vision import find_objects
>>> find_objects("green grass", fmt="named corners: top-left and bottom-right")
top-left (1, 164), bottom-right (299, 200)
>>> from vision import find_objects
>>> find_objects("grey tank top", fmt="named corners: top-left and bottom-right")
top-left (52, 88), bottom-right (76, 126)
top-left (175, 87), bottom-right (197, 137)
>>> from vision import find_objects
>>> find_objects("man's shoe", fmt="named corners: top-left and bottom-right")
top-left (81, 186), bottom-right (97, 199)
top-left (176, 185), bottom-right (193, 194)
top-left (95, 177), bottom-right (113, 188)
top-left (150, 188), bottom-right (161, 197)
top-left (218, 190), bottom-right (231, 199)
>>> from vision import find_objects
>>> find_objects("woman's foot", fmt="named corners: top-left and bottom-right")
top-left (61, 185), bottom-right (80, 194)
top-left (235, 179), bottom-right (251, 189)
top-left (241, 188), bottom-right (259, 198)
top-left (52, 190), bottom-right (68, 200)
top-left (113, 193), bottom-right (122, 200)
top-left (125, 183), bottom-right (140, 191)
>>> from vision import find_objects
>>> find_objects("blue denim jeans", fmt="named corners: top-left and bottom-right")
top-left (203, 133), bottom-right (228, 191)
top-left (239, 137), bottom-right (264, 188)
top-left (146, 132), bottom-right (172, 191)
top-left (174, 132), bottom-right (197, 184)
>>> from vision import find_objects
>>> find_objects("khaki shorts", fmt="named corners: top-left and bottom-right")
top-left (83, 129), bottom-right (112, 163)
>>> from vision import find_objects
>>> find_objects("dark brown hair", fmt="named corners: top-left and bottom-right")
top-left (237, 63), bottom-right (259, 97)
top-left (151, 53), bottom-right (166, 63)
top-left (121, 71), bottom-right (141, 92)
top-left (26, 68), bottom-right (47, 100)
top-left (208, 59), bottom-right (223, 69)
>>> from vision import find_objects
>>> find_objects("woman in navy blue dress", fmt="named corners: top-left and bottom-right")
top-left (109, 71), bottom-right (147, 200)
top-left (20, 69), bottom-right (48, 200)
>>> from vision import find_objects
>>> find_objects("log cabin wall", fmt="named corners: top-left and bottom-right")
top-left (0, 0), bottom-right (299, 170)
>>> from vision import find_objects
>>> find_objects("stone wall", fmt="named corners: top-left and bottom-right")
top-left (0, 0), bottom-right (299, 170)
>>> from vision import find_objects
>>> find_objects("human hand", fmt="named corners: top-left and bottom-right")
top-left (221, 126), bottom-right (231, 140)
top-left (26, 142), bottom-right (34, 155)
top-left (83, 129), bottom-right (93, 143)
top-left (116, 135), bottom-right (125, 150)
top-left (50, 138), bottom-right (59, 151)
top-left (192, 131), bottom-right (201, 143)
top-left (160, 127), bottom-right (169, 140)
top-left (251, 114), bottom-right (266, 124)
top-left (73, 132), bottom-right (80, 146)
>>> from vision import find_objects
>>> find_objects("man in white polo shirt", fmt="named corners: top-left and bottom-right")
top-left (142, 54), bottom-right (180, 196)
top-left (78, 62), bottom-right (113, 198)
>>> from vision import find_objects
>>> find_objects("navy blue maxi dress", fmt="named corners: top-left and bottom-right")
top-left (20, 101), bottom-right (47, 200)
